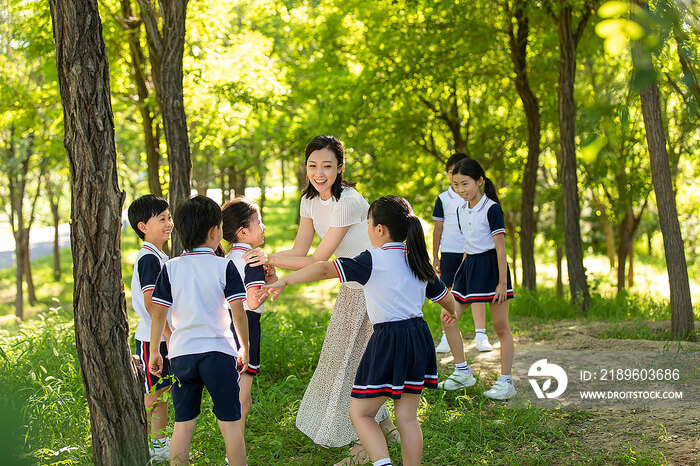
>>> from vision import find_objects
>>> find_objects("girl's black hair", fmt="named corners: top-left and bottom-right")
top-left (221, 197), bottom-right (258, 243)
top-left (368, 196), bottom-right (436, 282)
top-left (173, 195), bottom-right (222, 252)
top-left (445, 152), bottom-right (469, 172)
top-left (452, 158), bottom-right (501, 204)
top-left (301, 134), bottom-right (356, 201)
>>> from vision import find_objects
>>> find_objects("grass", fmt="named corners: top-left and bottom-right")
top-left (0, 193), bottom-right (687, 464)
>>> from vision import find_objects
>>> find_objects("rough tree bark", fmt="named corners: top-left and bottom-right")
top-left (548, 1), bottom-right (595, 311)
top-left (137, 0), bottom-right (191, 255)
top-left (48, 0), bottom-right (149, 463)
top-left (631, 0), bottom-right (695, 340)
top-left (116, 0), bottom-right (163, 198)
top-left (506, 0), bottom-right (541, 291)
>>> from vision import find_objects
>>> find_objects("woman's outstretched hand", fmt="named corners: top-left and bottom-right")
top-left (256, 279), bottom-right (287, 302)
top-left (243, 247), bottom-right (269, 267)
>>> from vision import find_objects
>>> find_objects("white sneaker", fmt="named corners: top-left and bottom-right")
top-left (150, 437), bottom-right (170, 461)
top-left (474, 333), bottom-right (493, 352)
top-left (437, 370), bottom-right (476, 390)
top-left (484, 380), bottom-right (517, 400)
top-left (435, 332), bottom-right (451, 353)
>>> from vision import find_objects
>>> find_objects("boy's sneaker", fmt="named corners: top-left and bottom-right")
top-left (437, 370), bottom-right (476, 390)
top-left (484, 380), bottom-right (517, 400)
top-left (474, 333), bottom-right (493, 352)
top-left (150, 437), bottom-right (170, 461)
top-left (435, 332), bottom-right (451, 353)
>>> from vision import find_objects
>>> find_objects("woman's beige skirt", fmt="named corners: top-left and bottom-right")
top-left (295, 284), bottom-right (390, 447)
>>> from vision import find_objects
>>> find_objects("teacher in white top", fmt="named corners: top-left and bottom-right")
top-left (244, 135), bottom-right (395, 463)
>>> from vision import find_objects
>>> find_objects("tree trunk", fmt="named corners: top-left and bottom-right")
top-left (118, 0), bottom-right (162, 198)
top-left (48, 0), bottom-right (149, 463)
top-left (616, 209), bottom-right (635, 293)
top-left (631, 0), bottom-right (695, 340)
top-left (627, 242), bottom-right (634, 288)
top-left (508, 0), bottom-right (540, 291)
top-left (14, 230), bottom-right (26, 320)
top-left (604, 214), bottom-right (616, 269)
top-left (51, 199), bottom-right (61, 281)
top-left (556, 5), bottom-right (590, 311)
top-left (22, 234), bottom-right (36, 305)
top-left (556, 242), bottom-right (564, 299)
top-left (137, 0), bottom-right (191, 255)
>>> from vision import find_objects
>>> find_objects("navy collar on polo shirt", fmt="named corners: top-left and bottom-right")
top-left (230, 243), bottom-right (252, 253)
top-left (182, 247), bottom-right (216, 256)
top-left (462, 193), bottom-right (488, 213)
top-left (381, 242), bottom-right (406, 250)
top-left (142, 241), bottom-right (168, 260)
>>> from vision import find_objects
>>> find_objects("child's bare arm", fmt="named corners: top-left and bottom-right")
top-left (438, 292), bottom-right (458, 324)
top-left (262, 261), bottom-right (338, 301)
top-left (229, 300), bottom-right (249, 372)
top-left (493, 233), bottom-right (508, 303)
top-left (148, 303), bottom-right (168, 376)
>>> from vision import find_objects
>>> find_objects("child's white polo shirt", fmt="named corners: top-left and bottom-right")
top-left (456, 194), bottom-right (506, 254)
top-left (432, 187), bottom-right (466, 253)
top-left (152, 247), bottom-right (246, 359)
top-left (225, 243), bottom-right (266, 313)
top-left (332, 242), bottom-right (449, 324)
top-left (131, 241), bottom-right (171, 342)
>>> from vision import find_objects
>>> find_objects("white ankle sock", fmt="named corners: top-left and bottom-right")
top-left (475, 328), bottom-right (486, 335)
top-left (374, 458), bottom-right (392, 466)
top-left (498, 374), bottom-right (513, 384)
top-left (455, 362), bottom-right (471, 375)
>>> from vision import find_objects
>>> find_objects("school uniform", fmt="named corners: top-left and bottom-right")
top-left (152, 247), bottom-right (247, 422)
top-left (131, 241), bottom-right (172, 393)
top-left (226, 243), bottom-right (266, 376)
top-left (432, 187), bottom-right (466, 287)
top-left (332, 242), bottom-right (449, 400)
top-left (451, 194), bottom-right (514, 304)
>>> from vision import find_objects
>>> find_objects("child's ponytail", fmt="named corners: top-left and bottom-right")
top-left (453, 158), bottom-right (500, 204)
top-left (405, 215), bottom-right (436, 282)
top-left (368, 196), bottom-right (436, 282)
top-left (221, 197), bottom-right (258, 243)
top-left (483, 176), bottom-right (501, 204)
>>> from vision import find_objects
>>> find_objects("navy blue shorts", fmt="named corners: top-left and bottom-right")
top-left (352, 317), bottom-right (438, 400)
top-left (170, 352), bottom-right (241, 422)
top-left (233, 311), bottom-right (261, 375)
top-left (451, 249), bottom-right (514, 304)
top-left (439, 252), bottom-right (464, 288)
top-left (134, 338), bottom-right (171, 393)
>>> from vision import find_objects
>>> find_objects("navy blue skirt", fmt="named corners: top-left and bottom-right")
top-left (451, 249), bottom-right (514, 304)
top-left (351, 317), bottom-right (438, 400)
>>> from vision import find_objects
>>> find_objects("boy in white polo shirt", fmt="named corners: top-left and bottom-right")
top-left (149, 195), bottom-right (249, 466)
top-left (127, 194), bottom-right (173, 461)
top-left (432, 153), bottom-right (493, 353)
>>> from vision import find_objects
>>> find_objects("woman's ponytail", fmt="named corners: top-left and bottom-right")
top-left (405, 215), bottom-right (436, 282)
top-left (368, 196), bottom-right (436, 282)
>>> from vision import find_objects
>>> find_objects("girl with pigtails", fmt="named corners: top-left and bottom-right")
top-left (259, 195), bottom-right (458, 466)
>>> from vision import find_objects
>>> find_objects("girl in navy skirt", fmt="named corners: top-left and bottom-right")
top-left (259, 196), bottom-right (457, 466)
top-left (437, 158), bottom-right (516, 400)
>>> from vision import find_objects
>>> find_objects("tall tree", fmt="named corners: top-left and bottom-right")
top-left (136, 0), bottom-right (191, 255)
top-left (48, 0), bottom-right (149, 463)
top-left (505, 0), bottom-right (542, 291)
top-left (545, 0), bottom-right (597, 311)
top-left (630, 0), bottom-right (695, 339)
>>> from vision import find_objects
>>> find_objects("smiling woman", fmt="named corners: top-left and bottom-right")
top-left (243, 135), bottom-right (395, 462)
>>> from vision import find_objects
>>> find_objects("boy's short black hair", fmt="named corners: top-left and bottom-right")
top-left (173, 195), bottom-right (222, 251)
top-left (445, 152), bottom-right (469, 172)
top-left (127, 194), bottom-right (170, 240)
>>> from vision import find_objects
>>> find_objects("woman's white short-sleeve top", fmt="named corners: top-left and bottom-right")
top-left (300, 187), bottom-right (372, 263)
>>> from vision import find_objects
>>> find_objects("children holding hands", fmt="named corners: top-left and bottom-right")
top-left (259, 196), bottom-right (457, 466)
